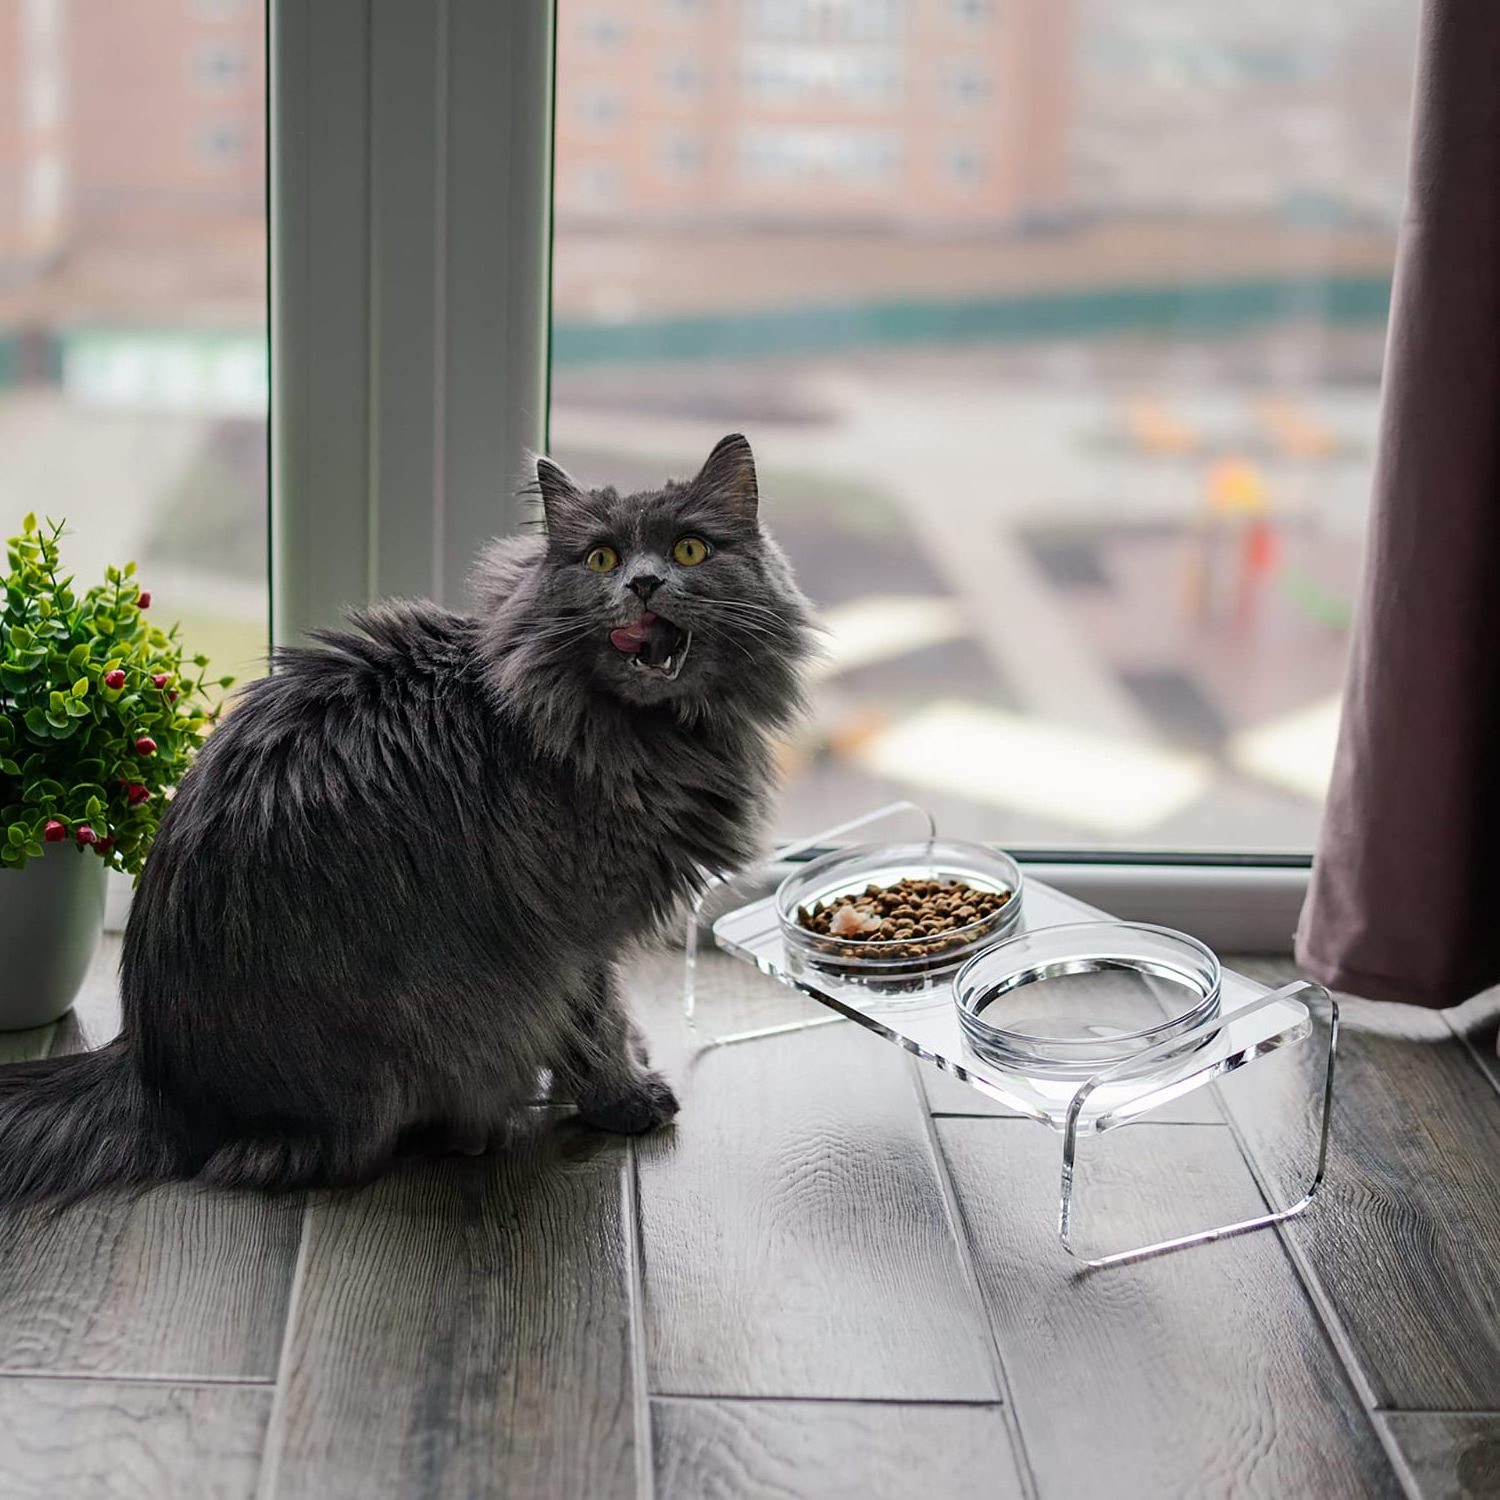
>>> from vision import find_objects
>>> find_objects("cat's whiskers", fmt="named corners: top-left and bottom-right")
top-left (691, 598), bottom-right (786, 622)
top-left (687, 600), bottom-right (788, 637)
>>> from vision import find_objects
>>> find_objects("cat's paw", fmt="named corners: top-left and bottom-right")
top-left (577, 1072), bottom-right (680, 1135)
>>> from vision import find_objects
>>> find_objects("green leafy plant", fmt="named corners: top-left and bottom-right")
top-left (1, 515), bottom-right (233, 874)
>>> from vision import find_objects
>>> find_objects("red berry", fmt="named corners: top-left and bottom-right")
top-left (43, 819), bottom-right (66, 842)
top-left (168, 690), bottom-right (178, 702)
top-left (104, 669), bottom-right (126, 690)
top-left (151, 673), bottom-right (170, 689)
top-left (75, 825), bottom-right (98, 846)
top-left (134, 736), bottom-right (158, 756)
top-left (136, 590), bottom-right (151, 608)
top-left (96, 837), bottom-right (115, 855)
top-left (125, 784), bottom-right (150, 806)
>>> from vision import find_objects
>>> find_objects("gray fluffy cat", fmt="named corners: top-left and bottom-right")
top-left (0, 434), bottom-right (815, 1205)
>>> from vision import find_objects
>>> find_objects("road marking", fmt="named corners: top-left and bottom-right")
top-left (811, 594), bottom-right (968, 680)
top-left (1228, 695), bottom-right (1341, 802)
top-left (852, 698), bottom-right (1212, 837)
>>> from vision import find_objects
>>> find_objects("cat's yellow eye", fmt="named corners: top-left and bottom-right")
top-left (672, 536), bottom-right (710, 566)
top-left (585, 546), bottom-right (620, 573)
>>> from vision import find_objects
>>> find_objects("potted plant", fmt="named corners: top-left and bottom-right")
top-left (1, 514), bottom-right (231, 1030)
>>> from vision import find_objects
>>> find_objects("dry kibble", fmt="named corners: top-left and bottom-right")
top-left (796, 876), bottom-right (1012, 964)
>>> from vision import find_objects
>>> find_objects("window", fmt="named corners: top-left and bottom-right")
top-left (742, 47), bottom-right (904, 107)
top-left (194, 39), bottom-right (249, 89)
top-left (943, 60), bottom-right (989, 107)
top-left (745, 0), bottom-right (904, 44)
top-left (659, 132), bottom-right (706, 180)
top-left (198, 121), bottom-right (247, 163)
top-left (944, 142), bottom-right (985, 184)
top-left (579, 88), bottom-right (625, 127)
top-left (739, 128), bottom-right (900, 185)
top-left (2, 3), bottom-right (268, 705)
top-left (949, 0), bottom-right (993, 24)
top-left (550, 0), bottom-right (1420, 853)
top-left (661, 55), bottom-right (705, 97)
top-left (580, 11), bottom-right (628, 53)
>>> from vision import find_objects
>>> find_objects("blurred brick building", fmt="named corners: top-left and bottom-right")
top-left (0, 0), bottom-right (263, 282)
top-left (0, 0), bottom-right (68, 278)
top-left (554, 0), bottom-right (1075, 231)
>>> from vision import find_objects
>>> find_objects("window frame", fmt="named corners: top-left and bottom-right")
top-left (269, 0), bottom-right (554, 644)
top-left (251, 0), bottom-right (1314, 955)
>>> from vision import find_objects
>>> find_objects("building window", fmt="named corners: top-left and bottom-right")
top-left (943, 60), bottom-right (989, 106)
top-left (659, 131), bottom-right (706, 179)
top-left (199, 122), bottom-right (248, 163)
top-left (663, 0), bottom-right (709, 14)
top-left (740, 127), bottom-right (901, 185)
top-left (949, 0), bottom-right (992, 23)
top-left (581, 12), bottom-right (629, 52)
top-left (745, 0), bottom-right (904, 44)
top-left (742, 47), bottom-right (903, 107)
top-left (195, 41), bottom-right (249, 89)
top-left (579, 88), bottom-right (625, 127)
top-left (662, 56), bottom-right (704, 96)
top-left (945, 142), bottom-right (986, 184)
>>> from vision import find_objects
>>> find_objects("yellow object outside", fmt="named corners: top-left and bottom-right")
top-left (1206, 456), bottom-right (1269, 515)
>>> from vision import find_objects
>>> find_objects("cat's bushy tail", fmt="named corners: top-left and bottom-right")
top-left (0, 1041), bottom-right (176, 1207)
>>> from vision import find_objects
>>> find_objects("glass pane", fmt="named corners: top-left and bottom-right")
top-left (549, 0), bottom-right (1417, 851)
top-left (1, 0), bottom-right (268, 693)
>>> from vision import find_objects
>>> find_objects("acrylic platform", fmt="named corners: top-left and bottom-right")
top-left (685, 807), bottom-right (1337, 1270)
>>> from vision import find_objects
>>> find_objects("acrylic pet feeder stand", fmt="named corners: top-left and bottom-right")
top-left (687, 805), bottom-right (1337, 1269)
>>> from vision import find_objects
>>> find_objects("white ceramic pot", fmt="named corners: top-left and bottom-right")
top-left (0, 844), bottom-right (107, 1030)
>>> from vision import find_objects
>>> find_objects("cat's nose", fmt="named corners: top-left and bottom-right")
top-left (628, 573), bottom-right (664, 603)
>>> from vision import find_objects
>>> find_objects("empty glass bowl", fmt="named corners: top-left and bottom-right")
top-left (953, 921), bottom-right (1222, 1078)
top-left (776, 839), bottom-right (1024, 992)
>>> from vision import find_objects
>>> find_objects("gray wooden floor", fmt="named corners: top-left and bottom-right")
top-left (1, 937), bottom-right (1499, 1500)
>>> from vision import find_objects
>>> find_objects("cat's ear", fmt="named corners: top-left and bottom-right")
top-left (693, 433), bottom-right (758, 520)
top-left (533, 455), bottom-right (586, 535)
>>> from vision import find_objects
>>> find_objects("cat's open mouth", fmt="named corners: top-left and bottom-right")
top-left (608, 611), bottom-right (692, 680)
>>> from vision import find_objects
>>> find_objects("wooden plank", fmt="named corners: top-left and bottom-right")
top-left (0, 1378), bottom-right (270, 1500)
top-left (0, 944), bottom-right (299, 1384)
top-left (264, 1119), bottom-right (636, 1500)
top-left (938, 1116), bottom-right (1402, 1498)
top-left (1379, 1412), bottom-right (1500, 1500)
top-left (1221, 987), bottom-right (1500, 1409)
top-left (652, 1398), bottom-right (1026, 1500)
top-left (632, 957), bottom-right (999, 1401)
top-left (0, 1185), bottom-right (301, 1379)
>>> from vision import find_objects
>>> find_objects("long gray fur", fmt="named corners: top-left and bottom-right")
top-left (0, 434), bottom-right (815, 1205)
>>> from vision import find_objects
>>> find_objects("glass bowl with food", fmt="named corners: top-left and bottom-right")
top-left (775, 839), bottom-right (1024, 994)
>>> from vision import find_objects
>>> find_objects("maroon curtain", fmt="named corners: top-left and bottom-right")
top-left (1296, 0), bottom-right (1500, 1008)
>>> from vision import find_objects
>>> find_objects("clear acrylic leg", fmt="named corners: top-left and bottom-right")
top-left (1058, 981), bottom-right (1338, 1269)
